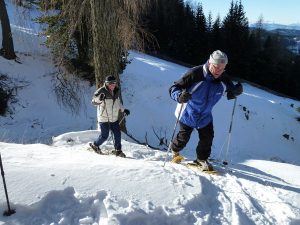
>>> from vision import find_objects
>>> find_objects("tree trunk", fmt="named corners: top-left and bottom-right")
top-left (0, 0), bottom-right (16, 60)
top-left (90, 0), bottom-right (121, 88)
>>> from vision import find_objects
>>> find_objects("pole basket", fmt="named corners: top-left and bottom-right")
top-left (3, 208), bottom-right (16, 216)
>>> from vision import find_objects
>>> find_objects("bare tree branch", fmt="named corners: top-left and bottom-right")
top-left (152, 126), bottom-right (168, 147)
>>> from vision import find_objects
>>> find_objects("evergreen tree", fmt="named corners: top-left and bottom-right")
top-left (143, 0), bottom-right (190, 62)
top-left (141, 0), bottom-right (168, 55)
top-left (193, 3), bottom-right (208, 64)
top-left (207, 12), bottom-right (213, 32)
top-left (36, 1), bottom-right (93, 81)
top-left (210, 15), bottom-right (223, 51)
top-left (258, 34), bottom-right (291, 90)
top-left (142, 0), bottom-right (299, 99)
top-left (290, 55), bottom-right (300, 98)
top-left (162, 0), bottom-right (186, 59)
top-left (179, 3), bottom-right (196, 63)
top-left (222, 0), bottom-right (249, 77)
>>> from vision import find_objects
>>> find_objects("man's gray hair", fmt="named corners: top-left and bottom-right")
top-left (209, 50), bottom-right (228, 64)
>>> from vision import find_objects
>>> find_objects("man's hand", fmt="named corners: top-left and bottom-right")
top-left (178, 90), bottom-right (192, 103)
top-left (227, 82), bottom-right (243, 100)
top-left (99, 93), bottom-right (105, 101)
top-left (124, 109), bottom-right (130, 116)
top-left (232, 82), bottom-right (243, 96)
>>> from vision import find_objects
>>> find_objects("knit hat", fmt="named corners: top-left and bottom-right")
top-left (209, 50), bottom-right (228, 64)
top-left (105, 75), bottom-right (117, 84)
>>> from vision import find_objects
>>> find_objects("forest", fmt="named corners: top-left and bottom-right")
top-left (1, 0), bottom-right (300, 101)
top-left (142, 0), bottom-right (300, 99)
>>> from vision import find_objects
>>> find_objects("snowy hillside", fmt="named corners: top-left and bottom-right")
top-left (1, 1), bottom-right (300, 224)
top-left (1, 132), bottom-right (300, 225)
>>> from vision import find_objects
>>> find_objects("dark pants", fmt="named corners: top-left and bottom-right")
top-left (94, 121), bottom-right (122, 150)
top-left (171, 121), bottom-right (214, 160)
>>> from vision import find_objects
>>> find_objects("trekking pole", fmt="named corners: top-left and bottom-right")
top-left (0, 153), bottom-right (16, 216)
top-left (119, 114), bottom-right (126, 125)
top-left (222, 97), bottom-right (238, 165)
top-left (163, 103), bottom-right (184, 167)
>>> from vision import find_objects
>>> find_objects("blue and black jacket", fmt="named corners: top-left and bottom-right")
top-left (169, 63), bottom-right (235, 129)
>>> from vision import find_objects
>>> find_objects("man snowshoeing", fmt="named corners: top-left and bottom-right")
top-left (90, 75), bottom-right (130, 157)
top-left (169, 50), bottom-right (243, 171)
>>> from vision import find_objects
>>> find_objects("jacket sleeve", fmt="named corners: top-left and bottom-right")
top-left (169, 65), bottom-right (204, 102)
top-left (91, 88), bottom-right (104, 106)
top-left (219, 74), bottom-right (239, 99)
top-left (220, 74), bottom-right (235, 92)
top-left (118, 98), bottom-right (125, 112)
top-left (169, 85), bottom-right (182, 102)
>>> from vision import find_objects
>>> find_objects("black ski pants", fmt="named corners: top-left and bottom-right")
top-left (171, 121), bottom-right (214, 160)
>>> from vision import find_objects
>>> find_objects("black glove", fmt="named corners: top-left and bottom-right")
top-left (227, 82), bottom-right (243, 100)
top-left (227, 91), bottom-right (235, 100)
top-left (178, 90), bottom-right (191, 103)
top-left (99, 93), bottom-right (106, 101)
top-left (233, 82), bottom-right (243, 96)
top-left (124, 109), bottom-right (130, 116)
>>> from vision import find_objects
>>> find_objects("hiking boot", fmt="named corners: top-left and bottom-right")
top-left (89, 142), bottom-right (103, 154)
top-left (171, 152), bottom-right (184, 163)
top-left (113, 150), bottom-right (126, 158)
top-left (194, 159), bottom-right (214, 171)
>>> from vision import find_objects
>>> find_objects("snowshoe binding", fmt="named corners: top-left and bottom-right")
top-left (89, 142), bottom-right (103, 155)
top-left (185, 159), bottom-right (217, 175)
top-left (171, 152), bottom-right (184, 163)
top-left (193, 159), bottom-right (214, 171)
top-left (112, 150), bottom-right (126, 158)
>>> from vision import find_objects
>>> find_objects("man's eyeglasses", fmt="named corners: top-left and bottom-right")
top-left (212, 64), bottom-right (226, 71)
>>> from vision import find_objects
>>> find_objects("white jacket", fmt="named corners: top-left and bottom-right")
top-left (92, 85), bottom-right (124, 123)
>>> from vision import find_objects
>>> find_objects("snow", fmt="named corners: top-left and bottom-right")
top-left (2, 137), bottom-right (299, 225)
top-left (0, 1), bottom-right (300, 224)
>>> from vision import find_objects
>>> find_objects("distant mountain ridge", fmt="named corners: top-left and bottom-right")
top-left (250, 22), bottom-right (300, 31)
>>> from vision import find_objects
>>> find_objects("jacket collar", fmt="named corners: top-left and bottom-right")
top-left (203, 61), bottom-right (224, 82)
top-left (203, 63), bottom-right (208, 77)
top-left (203, 62), bottom-right (213, 81)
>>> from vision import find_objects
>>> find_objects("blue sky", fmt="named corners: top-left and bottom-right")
top-left (190, 0), bottom-right (300, 25)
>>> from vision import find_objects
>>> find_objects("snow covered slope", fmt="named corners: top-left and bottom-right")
top-left (0, 132), bottom-right (299, 225)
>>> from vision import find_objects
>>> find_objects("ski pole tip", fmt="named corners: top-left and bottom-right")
top-left (3, 208), bottom-right (16, 216)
